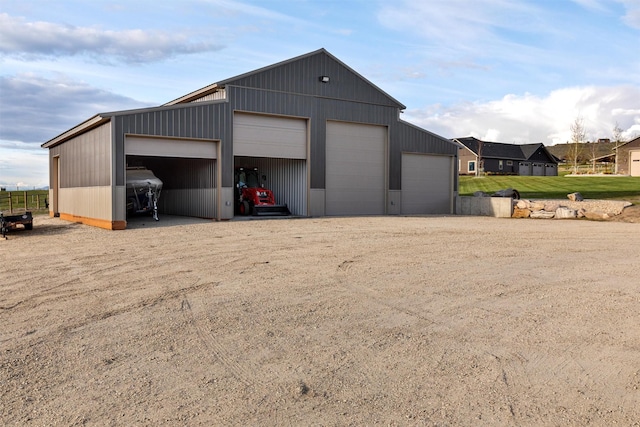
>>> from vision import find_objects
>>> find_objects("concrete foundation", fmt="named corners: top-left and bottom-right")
top-left (456, 196), bottom-right (513, 218)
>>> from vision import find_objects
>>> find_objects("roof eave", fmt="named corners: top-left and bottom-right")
top-left (41, 115), bottom-right (111, 149)
top-left (163, 83), bottom-right (221, 106)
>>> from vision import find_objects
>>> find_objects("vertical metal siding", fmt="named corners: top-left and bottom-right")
top-left (50, 121), bottom-right (111, 188)
top-left (227, 86), bottom-right (457, 193)
top-left (234, 156), bottom-right (306, 216)
top-left (114, 101), bottom-right (230, 186)
top-left (127, 156), bottom-right (216, 218)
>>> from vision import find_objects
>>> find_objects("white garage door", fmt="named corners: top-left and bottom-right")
top-left (401, 153), bottom-right (453, 215)
top-left (234, 113), bottom-right (307, 159)
top-left (326, 121), bottom-right (386, 215)
top-left (125, 135), bottom-right (217, 158)
top-left (630, 151), bottom-right (640, 176)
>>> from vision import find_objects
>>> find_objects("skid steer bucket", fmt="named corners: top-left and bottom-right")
top-left (253, 204), bottom-right (291, 216)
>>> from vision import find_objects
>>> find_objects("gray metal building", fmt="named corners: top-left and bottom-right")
top-left (42, 49), bottom-right (459, 229)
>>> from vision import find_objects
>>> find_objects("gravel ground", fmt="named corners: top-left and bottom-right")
top-left (2, 213), bottom-right (640, 426)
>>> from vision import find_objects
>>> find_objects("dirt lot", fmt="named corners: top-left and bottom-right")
top-left (2, 212), bottom-right (639, 426)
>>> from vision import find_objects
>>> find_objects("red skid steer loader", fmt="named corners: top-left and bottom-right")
top-left (234, 167), bottom-right (290, 216)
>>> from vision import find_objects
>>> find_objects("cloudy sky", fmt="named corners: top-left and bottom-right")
top-left (1, 0), bottom-right (639, 188)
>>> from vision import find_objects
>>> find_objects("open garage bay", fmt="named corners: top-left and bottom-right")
top-left (1, 215), bottom-right (639, 425)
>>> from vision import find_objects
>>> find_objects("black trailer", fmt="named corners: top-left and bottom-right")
top-left (1, 211), bottom-right (33, 239)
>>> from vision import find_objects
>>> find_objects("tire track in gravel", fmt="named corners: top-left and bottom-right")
top-left (179, 295), bottom-right (261, 388)
top-left (335, 256), bottom-right (437, 327)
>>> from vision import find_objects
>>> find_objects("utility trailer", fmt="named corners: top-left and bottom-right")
top-left (1, 211), bottom-right (33, 239)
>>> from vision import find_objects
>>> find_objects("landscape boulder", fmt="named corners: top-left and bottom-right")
top-left (529, 201), bottom-right (545, 211)
top-left (567, 192), bottom-right (584, 202)
top-left (583, 211), bottom-right (609, 220)
top-left (530, 210), bottom-right (555, 219)
top-left (544, 203), bottom-right (560, 212)
top-left (512, 208), bottom-right (531, 218)
top-left (516, 199), bottom-right (530, 209)
top-left (555, 207), bottom-right (577, 219)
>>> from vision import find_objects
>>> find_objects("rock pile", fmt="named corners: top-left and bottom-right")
top-left (512, 193), bottom-right (632, 220)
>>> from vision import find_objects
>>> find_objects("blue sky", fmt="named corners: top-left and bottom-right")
top-left (1, 0), bottom-right (639, 188)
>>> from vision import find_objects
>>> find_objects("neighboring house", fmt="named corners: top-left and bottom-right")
top-left (454, 136), bottom-right (558, 176)
top-left (614, 136), bottom-right (640, 176)
top-left (41, 48), bottom-right (459, 230)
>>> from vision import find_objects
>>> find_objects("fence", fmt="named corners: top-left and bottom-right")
top-left (0, 191), bottom-right (49, 214)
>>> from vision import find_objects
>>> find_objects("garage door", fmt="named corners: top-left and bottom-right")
top-left (401, 153), bottom-right (453, 214)
top-left (630, 151), bottom-right (640, 176)
top-left (125, 135), bottom-right (217, 158)
top-left (234, 113), bottom-right (307, 159)
top-left (326, 121), bottom-right (386, 215)
top-left (125, 135), bottom-right (218, 219)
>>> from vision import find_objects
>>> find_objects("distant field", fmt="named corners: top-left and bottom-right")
top-left (0, 190), bottom-right (49, 213)
top-left (459, 175), bottom-right (640, 202)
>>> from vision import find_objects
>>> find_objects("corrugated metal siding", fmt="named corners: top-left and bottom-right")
top-left (159, 189), bottom-right (216, 218)
top-left (127, 156), bottom-right (216, 217)
top-left (114, 102), bottom-right (229, 186)
top-left (222, 51), bottom-right (401, 108)
top-left (58, 186), bottom-right (112, 220)
top-left (49, 121), bottom-right (111, 188)
top-left (391, 121), bottom-right (458, 191)
top-left (234, 156), bottom-right (306, 216)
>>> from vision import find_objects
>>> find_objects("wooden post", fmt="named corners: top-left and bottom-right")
top-left (8, 192), bottom-right (12, 213)
top-left (23, 191), bottom-right (27, 211)
top-left (37, 195), bottom-right (41, 210)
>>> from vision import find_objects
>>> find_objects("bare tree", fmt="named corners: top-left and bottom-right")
top-left (476, 139), bottom-right (483, 177)
top-left (569, 116), bottom-right (586, 174)
top-left (612, 122), bottom-right (625, 174)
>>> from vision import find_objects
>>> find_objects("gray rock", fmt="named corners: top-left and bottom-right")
top-left (530, 210), bottom-right (555, 219)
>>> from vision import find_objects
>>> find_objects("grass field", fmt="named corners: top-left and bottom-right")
top-left (459, 175), bottom-right (640, 202)
top-left (0, 190), bottom-right (49, 213)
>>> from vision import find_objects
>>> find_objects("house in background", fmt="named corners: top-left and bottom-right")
top-left (454, 136), bottom-right (558, 176)
top-left (614, 136), bottom-right (640, 176)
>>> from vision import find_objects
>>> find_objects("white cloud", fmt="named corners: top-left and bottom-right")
top-left (405, 85), bottom-right (640, 145)
top-left (0, 148), bottom-right (49, 189)
top-left (0, 73), bottom-right (151, 144)
top-left (0, 13), bottom-right (223, 63)
top-left (619, 0), bottom-right (640, 28)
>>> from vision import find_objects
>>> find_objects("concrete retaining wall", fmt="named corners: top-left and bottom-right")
top-left (456, 196), bottom-right (513, 218)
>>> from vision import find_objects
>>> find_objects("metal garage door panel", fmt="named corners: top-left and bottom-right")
top-left (402, 153), bottom-right (452, 214)
top-left (234, 113), bottom-right (307, 159)
top-left (126, 135), bottom-right (217, 159)
top-left (326, 121), bottom-right (386, 215)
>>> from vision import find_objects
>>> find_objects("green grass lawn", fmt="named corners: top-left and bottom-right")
top-left (0, 190), bottom-right (49, 213)
top-left (459, 175), bottom-right (640, 202)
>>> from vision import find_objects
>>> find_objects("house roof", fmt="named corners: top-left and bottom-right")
top-left (454, 136), bottom-right (557, 163)
top-left (614, 135), bottom-right (640, 150)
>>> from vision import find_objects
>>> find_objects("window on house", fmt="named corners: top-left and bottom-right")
top-left (499, 160), bottom-right (504, 170)
top-left (507, 160), bottom-right (513, 166)
top-left (468, 161), bottom-right (476, 172)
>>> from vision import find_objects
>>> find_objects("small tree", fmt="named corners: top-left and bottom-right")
top-left (569, 116), bottom-right (586, 174)
top-left (612, 122), bottom-right (625, 174)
